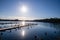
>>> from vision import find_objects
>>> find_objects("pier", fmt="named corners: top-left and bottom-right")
top-left (0, 23), bottom-right (37, 31)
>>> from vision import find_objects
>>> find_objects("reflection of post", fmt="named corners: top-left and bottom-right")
top-left (31, 26), bottom-right (32, 28)
top-left (18, 27), bottom-right (21, 30)
top-left (15, 28), bottom-right (17, 31)
top-left (27, 27), bottom-right (29, 29)
top-left (34, 35), bottom-right (38, 40)
top-left (10, 30), bottom-right (11, 32)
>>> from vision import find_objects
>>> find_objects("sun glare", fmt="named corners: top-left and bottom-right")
top-left (21, 5), bottom-right (27, 13)
top-left (22, 21), bottom-right (25, 26)
top-left (21, 30), bottom-right (25, 37)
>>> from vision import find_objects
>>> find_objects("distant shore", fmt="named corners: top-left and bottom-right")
top-left (0, 18), bottom-right (60, 23)
top-left (33, 18), bottom-right (60, 23)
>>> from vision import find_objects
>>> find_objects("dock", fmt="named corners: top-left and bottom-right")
top-left (0, 23), bottom-right (37, 31)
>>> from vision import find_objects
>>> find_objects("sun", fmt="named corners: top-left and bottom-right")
top-left (21, 5), bottom-right (28, 13)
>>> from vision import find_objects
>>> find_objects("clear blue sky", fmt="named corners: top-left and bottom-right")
top-left (0, 0), bottom-right (60, 19)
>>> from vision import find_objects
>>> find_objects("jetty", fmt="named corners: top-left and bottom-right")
top-left (0, 23), bottom-right (37, 31)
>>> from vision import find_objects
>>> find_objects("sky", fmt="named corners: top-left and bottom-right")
top-left (0, 0), bottom-right (60, 20)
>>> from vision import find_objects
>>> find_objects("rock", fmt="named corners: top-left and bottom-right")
top-left (54, 31), bottom-right (56, 33)
top-left (45, 32), bottom-right (47, 35)
top-left (34, 35), bottom-right (37, 40)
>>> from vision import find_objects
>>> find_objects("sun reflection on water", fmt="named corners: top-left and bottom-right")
top-left (22, 30), bottom-right (25, 37)
top-left (21, 21), bottom-right (25, 26)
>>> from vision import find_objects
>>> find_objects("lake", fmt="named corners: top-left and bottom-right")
top-left (0, 21), bottom-right (60, 40)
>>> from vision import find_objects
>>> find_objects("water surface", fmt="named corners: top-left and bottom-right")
top-left (0, 21), bottom-right (60, 40)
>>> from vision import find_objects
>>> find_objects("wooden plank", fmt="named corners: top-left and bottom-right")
top-left (0, 23), bottom-right (37, 31)
top-left (0, 25), bottom-right (27, 31)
